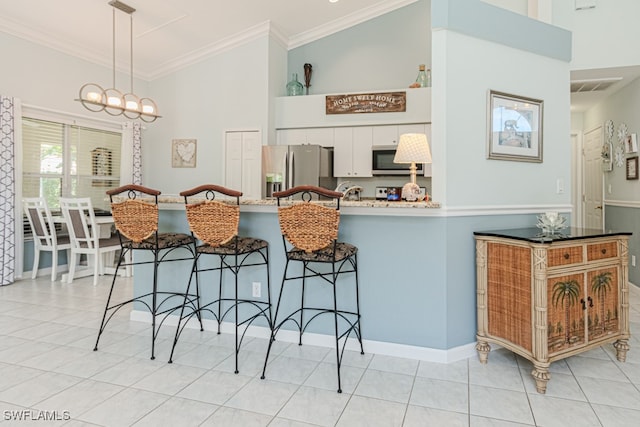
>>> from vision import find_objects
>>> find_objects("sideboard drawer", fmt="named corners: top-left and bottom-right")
top-left (548, 246), bottom-right (583, 267)
top-left (587, 242), bottom-right (618, 261)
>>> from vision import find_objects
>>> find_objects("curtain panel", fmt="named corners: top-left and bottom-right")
top-left (120, 121), bottom-right (142, 186)
top-left (0, 96), bottom-right (18, 286)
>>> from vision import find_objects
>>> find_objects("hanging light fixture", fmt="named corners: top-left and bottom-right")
top-left (77, 0), bottom-right (160, 122)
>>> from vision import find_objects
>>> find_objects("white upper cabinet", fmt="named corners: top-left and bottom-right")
top-left (334, 127), bottom-right (372, 178)
top-left (277, 128), bottom-right (334, 147)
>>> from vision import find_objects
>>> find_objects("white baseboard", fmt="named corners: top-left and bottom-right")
top-left (130, 310), bottom-right (478, 364)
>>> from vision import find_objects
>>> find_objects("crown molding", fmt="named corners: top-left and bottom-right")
top-left (287, 0), bottom-right (419, 50)
top-left (147, 21), bottom-right (273, 80)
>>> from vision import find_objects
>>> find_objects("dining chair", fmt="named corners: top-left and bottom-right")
top-left (59, 197), bottom-right (121, 286)
top-left (23, 197), bottom-right (72, 281)
top-left (260, 185), bottom-right (364, 393)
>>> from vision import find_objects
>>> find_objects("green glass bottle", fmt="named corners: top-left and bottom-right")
top-left (415, 64), bottom-right (431, 88)
top-left (286, 73), bottom-right (304, 96)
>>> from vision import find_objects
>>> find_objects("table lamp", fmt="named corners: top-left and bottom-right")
top-left (393, 133), bottom-right (432, 201)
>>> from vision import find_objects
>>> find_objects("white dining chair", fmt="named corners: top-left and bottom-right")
top-left (23, 197), bottom-right (72, 281)
top-left (59, 197), bottom-right (121, 285)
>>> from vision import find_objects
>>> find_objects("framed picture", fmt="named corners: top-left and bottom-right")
top-left (625, 133), bottom-right (638, 154)
top-left (172, 139), bottom-right (197, 168)
top-left (626, 156), bottom-right (638, 180)
top-left (487, 90), bottom-right (543, 162)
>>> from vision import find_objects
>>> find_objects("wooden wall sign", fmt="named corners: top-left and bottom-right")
top-left (326, 91), bottom-right (406, 115)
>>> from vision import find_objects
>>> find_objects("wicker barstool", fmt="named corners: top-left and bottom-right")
top-left (168, 184), bottom-right (272, 374)
top-left (93, 184), bottom-right (200, 360)
top-left (260, 185), bottom-right (364, 393)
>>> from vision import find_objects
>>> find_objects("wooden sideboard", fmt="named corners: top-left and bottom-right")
top-left (474, 227), bottom-right (631, 393)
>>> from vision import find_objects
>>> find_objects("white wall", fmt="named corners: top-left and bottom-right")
top-left (143, 36), bottom-right (273, 194)
top-left (0, 32), bottom-right (147, 125)
top-left (432, 1), bottom-right (571, 208)
top-left (552, 0), bottom-right (640, 70)
top-left (583, 76), bottom-right (640, 202)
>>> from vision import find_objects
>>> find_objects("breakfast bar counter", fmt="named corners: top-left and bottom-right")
top-left (130, 195), bottom-right (453, 360)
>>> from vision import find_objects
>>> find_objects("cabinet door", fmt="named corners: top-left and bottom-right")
top-left (225, 131), bottom-right (262, 199)
top-left (225, 132), bottom-right (244, 192)
top-left (306, 128), bottom-right (334, 147)
top-left (241, 131), bottom-right (262, 199)
top-left (277, 129), bottom-right (307, 145)
top-left (333, 127), bottom-right (353, 177)
top-left (547, 273), bottom-right (586, 355)
top-left (352, 127), bottom-right (372, 177)
top-left (586, 266), bottom-right (620, 339)
top-left (372, 125), bottom-right (399, 146)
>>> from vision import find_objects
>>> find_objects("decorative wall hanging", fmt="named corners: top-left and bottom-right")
top-left (615, 122), bottom-right (628, 167)
top-left (172, 139), bottom-right (197, 168)
top-left (325, 92), bottom-right (406, 114)
top-left (487, 90), bottom-right (543, 162)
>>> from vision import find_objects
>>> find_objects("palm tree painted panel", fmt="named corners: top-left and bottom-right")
top-left (548, 273), bottom-right (585, 353)
top-left (587, 267), bottom-right (619, 339)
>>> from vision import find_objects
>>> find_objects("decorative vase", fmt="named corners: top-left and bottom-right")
top-left (303, 63), bottom-right (313, 95)
top-left (286, 73), bottom-right (304, 96)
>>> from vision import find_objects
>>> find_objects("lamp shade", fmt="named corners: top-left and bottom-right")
top-left (394, 133), bottom-right (432, 164)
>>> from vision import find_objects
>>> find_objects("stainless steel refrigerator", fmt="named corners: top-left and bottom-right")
top-left (262, 144), bottom-right (336, 198)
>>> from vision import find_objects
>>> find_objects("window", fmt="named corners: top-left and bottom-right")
top-left (22, 117), bottom-right (122, 213)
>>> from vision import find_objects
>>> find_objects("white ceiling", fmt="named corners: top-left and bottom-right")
top-left (1, 0), bottom-right (638, 112)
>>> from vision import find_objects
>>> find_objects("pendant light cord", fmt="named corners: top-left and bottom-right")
top-left (112, 7), bottom-right (116, 88)
top-left (130, 13), bottom-right (134, 94)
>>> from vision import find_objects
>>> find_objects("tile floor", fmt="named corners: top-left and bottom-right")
top-left (0, 275), bottom-right (639, 426)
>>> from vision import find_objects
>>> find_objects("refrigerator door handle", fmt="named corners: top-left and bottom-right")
top-left (288, 151), bottom-right (294, 189)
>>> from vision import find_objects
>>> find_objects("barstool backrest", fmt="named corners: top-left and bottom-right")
top-left (107, 184), bottom-right (159, 243)
top-left (275, 185), bottom-right (343, 254)
top-left (180, 184), bottom-right (241, 247)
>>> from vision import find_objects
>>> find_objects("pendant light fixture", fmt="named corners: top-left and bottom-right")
top-left (77, 0), bottom-right (160, 122)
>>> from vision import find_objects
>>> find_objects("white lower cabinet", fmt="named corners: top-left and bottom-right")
top-left (333, 127), bottom-right (372, 178)
top-left (224, 131), bottom-right (261, 200)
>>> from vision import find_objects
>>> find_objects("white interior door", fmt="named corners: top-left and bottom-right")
top-left (583, 127), bottom-right (604, 230)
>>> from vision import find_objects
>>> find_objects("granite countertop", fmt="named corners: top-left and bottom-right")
top-left (156, 195), bottom-right (441, 209)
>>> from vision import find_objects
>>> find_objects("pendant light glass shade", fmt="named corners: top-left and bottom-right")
top-left (76, 1), bottom-right (160, 122)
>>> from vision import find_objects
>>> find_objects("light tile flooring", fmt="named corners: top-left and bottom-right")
top-left (1, 275), bottom-right (639, 426)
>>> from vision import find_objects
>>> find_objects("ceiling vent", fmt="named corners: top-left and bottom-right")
top-left (571, 77), bottom-right (622, 93)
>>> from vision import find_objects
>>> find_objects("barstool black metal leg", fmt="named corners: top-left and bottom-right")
top-left (332, 280), bottom-right (343, 393)
top-left (94, 251), bottom-right (125, 351)
top-left (353, 254), bottom-right (364, 354)
top-left (217, 256), bottom-right (224, 334)
top-left (150, 249), bottom-right (159, 360)
top-left (234, 257), bottom-right (240, 374)
top-left (261, 264), bottom-right (289, 380)
top-left (299, 263), bottom-right (308, 345)
top-left (168, 254), bottom-right (199, 363)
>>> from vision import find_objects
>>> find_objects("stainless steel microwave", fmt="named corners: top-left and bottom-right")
top-left (371, 145), bottom-right (424, 175)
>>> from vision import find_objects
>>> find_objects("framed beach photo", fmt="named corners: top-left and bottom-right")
top-left (487, 90), bottom-right (543, 162)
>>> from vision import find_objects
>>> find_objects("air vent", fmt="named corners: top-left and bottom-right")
top-left (571, 77), bottom-right (622, 93)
